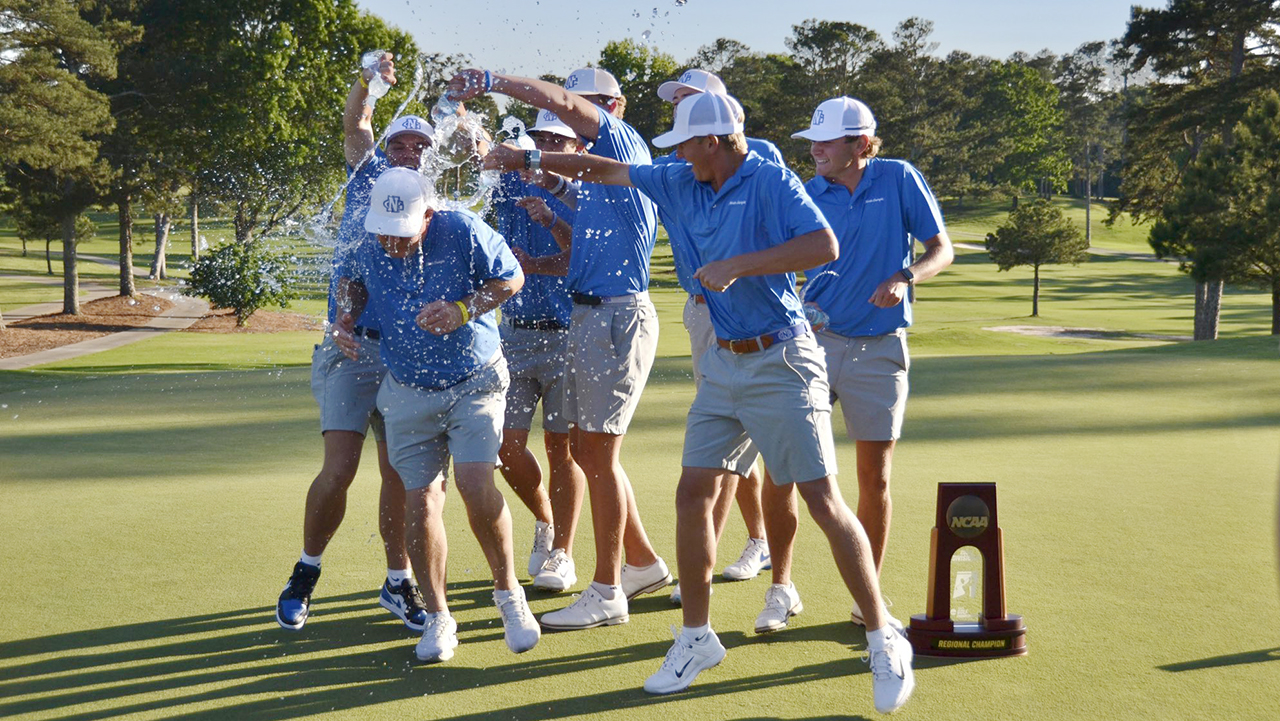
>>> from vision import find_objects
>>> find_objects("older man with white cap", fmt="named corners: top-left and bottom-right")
top-left (771, 96), bottom-right (954, 630)
top-left (275, 52), bottom-right (435, 634)
top-left (448, 66), bottom-right (673, 631)
top-left (490, 110), bottom-right (589, 593)
top-left (330, 165), bottom-right (540, 663)
top-left (653, 69), bottom-right (789, 608)
top-left (482, 92), bottom-right (917, 714)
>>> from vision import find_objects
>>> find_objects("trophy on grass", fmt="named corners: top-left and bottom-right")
top-left (907, 482), bottom-right (1027, 658)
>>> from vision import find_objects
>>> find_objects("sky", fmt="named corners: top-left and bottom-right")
top-left (354, 0), bottom-right (1142, 77)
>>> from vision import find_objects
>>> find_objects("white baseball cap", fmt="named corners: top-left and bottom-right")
top-left (652, 92), bottom-right (744, 148)
top-left (363, 167), bottom-right (433, 237)
top-left (529, 109), bottom-right (577, 139)
top-left (657, 69), bottom-right (727, 102)
top-left (563, 68), bottom-right (622, 98)
top-left (790, 97), bottom-right (877, 142)
top-left (385, 115), bottom-right (434, 144)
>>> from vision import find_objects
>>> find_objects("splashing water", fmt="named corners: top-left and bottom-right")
top-left (799, 269), bottom-right (838, 327)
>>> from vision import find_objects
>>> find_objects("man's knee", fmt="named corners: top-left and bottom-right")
top-left (676, 469), bottom-right (721, 514)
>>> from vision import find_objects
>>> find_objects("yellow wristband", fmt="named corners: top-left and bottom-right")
top-left (358, 74), bottom-right (369, 88)
top-left (454, 300), bottom-right (471, 324)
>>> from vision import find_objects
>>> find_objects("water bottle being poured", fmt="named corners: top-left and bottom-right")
top-left (361, 50), bottom-right (391, 103)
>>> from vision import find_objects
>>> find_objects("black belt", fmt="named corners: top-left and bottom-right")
top-left (353, 325), bottom-right (381, 340)
top-left (571, 292), bottom-right (604, 306)
top-left (717, 323), bottom-right (809, 354)
top-left (510, 318), bottom-right (566, 331)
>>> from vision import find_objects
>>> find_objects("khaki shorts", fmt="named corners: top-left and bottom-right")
top-left (564, 294), bottom-right (658, 435)
top-left (817, 329), bottom-right (910, 441)
top-left (501, 324), bottom-right (570, 434)
top-left (377, 357), bottom-right (509, 491)
top-left (310, 335), bottom-right (386, 441)
top-left (683, 294), bottom-right (756, 477)
top-left (682, 333), bottom-right (838, 485)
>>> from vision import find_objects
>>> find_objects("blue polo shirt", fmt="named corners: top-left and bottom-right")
top-left (567, 110), bottom-right (658, 296)
top-left (329, 152), bottom-right (390, 330)
top-left (655, 138), bottom-right (786, 296)
top-left (492, 172), bottom-right (574, 326)
top-left (803, 158), bottom-right (945, 337)
top-left (629, 152), bottom-right (830, 340)
top-left (349, 210), bottom-right (521, 390)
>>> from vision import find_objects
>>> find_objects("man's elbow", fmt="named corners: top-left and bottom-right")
top-left (817, 230), bottom-right (839, 264)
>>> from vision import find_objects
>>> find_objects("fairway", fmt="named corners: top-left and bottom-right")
top-left (2, 255), bottom-right (1279, 719)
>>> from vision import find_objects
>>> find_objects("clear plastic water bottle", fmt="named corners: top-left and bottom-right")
top-left (361, 50), bottom-right (390, 100)
top-left (430, 92), bottom-right (462, 125)
top-left (803, 303), bottom-right (829, 330)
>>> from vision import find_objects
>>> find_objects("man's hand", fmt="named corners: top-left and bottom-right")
top-left (482, 142), bottom-right (526, 172)
top-left (364, 52), bottom-right (397, 88)
top-left (694, 259), bottom-right (741, 293)
top-left (510, 245), bottom-right (535, 271)
top-left (416, 300), bottom-right (467, 335)
top-left (447, 69), bottom-right (487, 101)
top-left (516, 196), bottom-right (555, 227)
top-left (869, 273), bottom-right (909, 308)
top-left (332, 312), bottom-right (360, 360)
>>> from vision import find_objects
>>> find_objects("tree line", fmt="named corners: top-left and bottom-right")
top-left (2, 1), bottom-right (1278, 336)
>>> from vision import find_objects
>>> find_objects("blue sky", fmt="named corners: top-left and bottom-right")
top-left (354, 0), bottom-right (1141, 76)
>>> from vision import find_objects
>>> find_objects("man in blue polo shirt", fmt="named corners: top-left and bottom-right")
top-left (333, 166), bottom-right (540, 663)
top-left (653, 70), bottom-right (782, 604)
top-left (449, 67), bottom-right (672, 631)
top-left (481, 92), bottom-right (916, 714)
top-left (491, 110), bottom-right (588, 593)
top-left (275, 51), bottom-right (432, 634)
top-left (782, 97), bottom-right (955, 629)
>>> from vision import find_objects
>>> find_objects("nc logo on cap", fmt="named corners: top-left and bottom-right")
top-left (680, 71), bottom-right (693, 83)
top-left (402, 117), bottom-right (421, 130)
top-left (383, 195), bottom-right (405, 213)
top-left (541, 110), bottom-right (558, 122)
top-left (813, 109), bottom-right (825, 125)
top-left (565, 74), bottom-right (579, 89)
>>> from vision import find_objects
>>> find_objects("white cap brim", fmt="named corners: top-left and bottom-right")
top-left (529, 126), bottom-right (576, 140)
top-left (657, 81), bottom-right (695, 102)
top-left (364, 212), bottom-right (422, 237)
top-left (652, 128), bottom-right (693, 148)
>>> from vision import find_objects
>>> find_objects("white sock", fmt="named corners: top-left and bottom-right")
top-left (494, 587), bottom-right (522, 602)
top-left (300, 551), bottom-right (322, 568)
top-left (590, 581), bottom-right (621, 600)
top-left (683, 623), bottom-right (710, 640)
top-left (867, 624), bottom-right (894, 650)
top-left (387, 568), bottom-right (411, 585)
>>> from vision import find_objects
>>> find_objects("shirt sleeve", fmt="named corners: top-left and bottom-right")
top-left (769, 167), bottom-right (831, 244)
top-left (592, 111), bottom-right (651, 164)
top-left (470, 217), bottom-right (521, 283)
top-left (628, 163), bottom-right (682, 214)
top-left (900, 162), bottom-right (945, 241)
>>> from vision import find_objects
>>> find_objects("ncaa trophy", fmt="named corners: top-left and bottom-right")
top-left (907, 483), bottom-right (1027, 658)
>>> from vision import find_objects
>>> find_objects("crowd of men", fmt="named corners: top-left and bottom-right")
top-left (272, 51), bottom-right (954, 716)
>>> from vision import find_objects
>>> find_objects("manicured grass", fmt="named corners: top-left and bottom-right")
top-left (2, 270), bottom-right (1279, 719)
top-left (944, 195), bottom-right (1156, 254)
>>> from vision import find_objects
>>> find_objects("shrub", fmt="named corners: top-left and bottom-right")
top-left (186, 241), bottom-right (299, 326)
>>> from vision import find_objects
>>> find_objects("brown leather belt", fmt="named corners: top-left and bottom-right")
top-left (716, 323), bottom-right (809, 354)
top-left (692, 294), bottom-right (707, 305)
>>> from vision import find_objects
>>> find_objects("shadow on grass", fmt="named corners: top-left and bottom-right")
top-left (1157, 647), bottom-right (1280, 673)
top-left (0, 606), bottom-right (887, 720)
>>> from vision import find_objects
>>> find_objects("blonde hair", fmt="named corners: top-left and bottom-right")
top-left (847, 134), bottom-right (882, 159)
top-left (715, 133), bottom-right (748, 154)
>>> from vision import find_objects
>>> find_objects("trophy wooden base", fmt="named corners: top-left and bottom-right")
top-left (907, 613), bottom-right (1027, 658)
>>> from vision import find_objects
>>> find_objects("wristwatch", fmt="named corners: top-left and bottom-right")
top-left (898, 267), bottom-right (915, 285)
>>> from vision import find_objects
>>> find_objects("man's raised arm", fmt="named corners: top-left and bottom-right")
top-left (344, 52), bottom-right (397, 168)
top-left (449, 70), bottom-right (603, 142)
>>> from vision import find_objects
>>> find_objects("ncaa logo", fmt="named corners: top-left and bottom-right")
top-left (383, 195), bottom-right (404, 213)
top-left (402, 117), bottom-right (421, 130)
top-left (680, 70), bottom-right (693, 83)
top-left (565, 74), bottom-right (579, 89)
top-left (813, 109), bottom-right (825, 125)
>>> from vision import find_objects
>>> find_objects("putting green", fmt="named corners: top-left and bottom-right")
top-left (2, 267), bottom-right (1278, 719)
